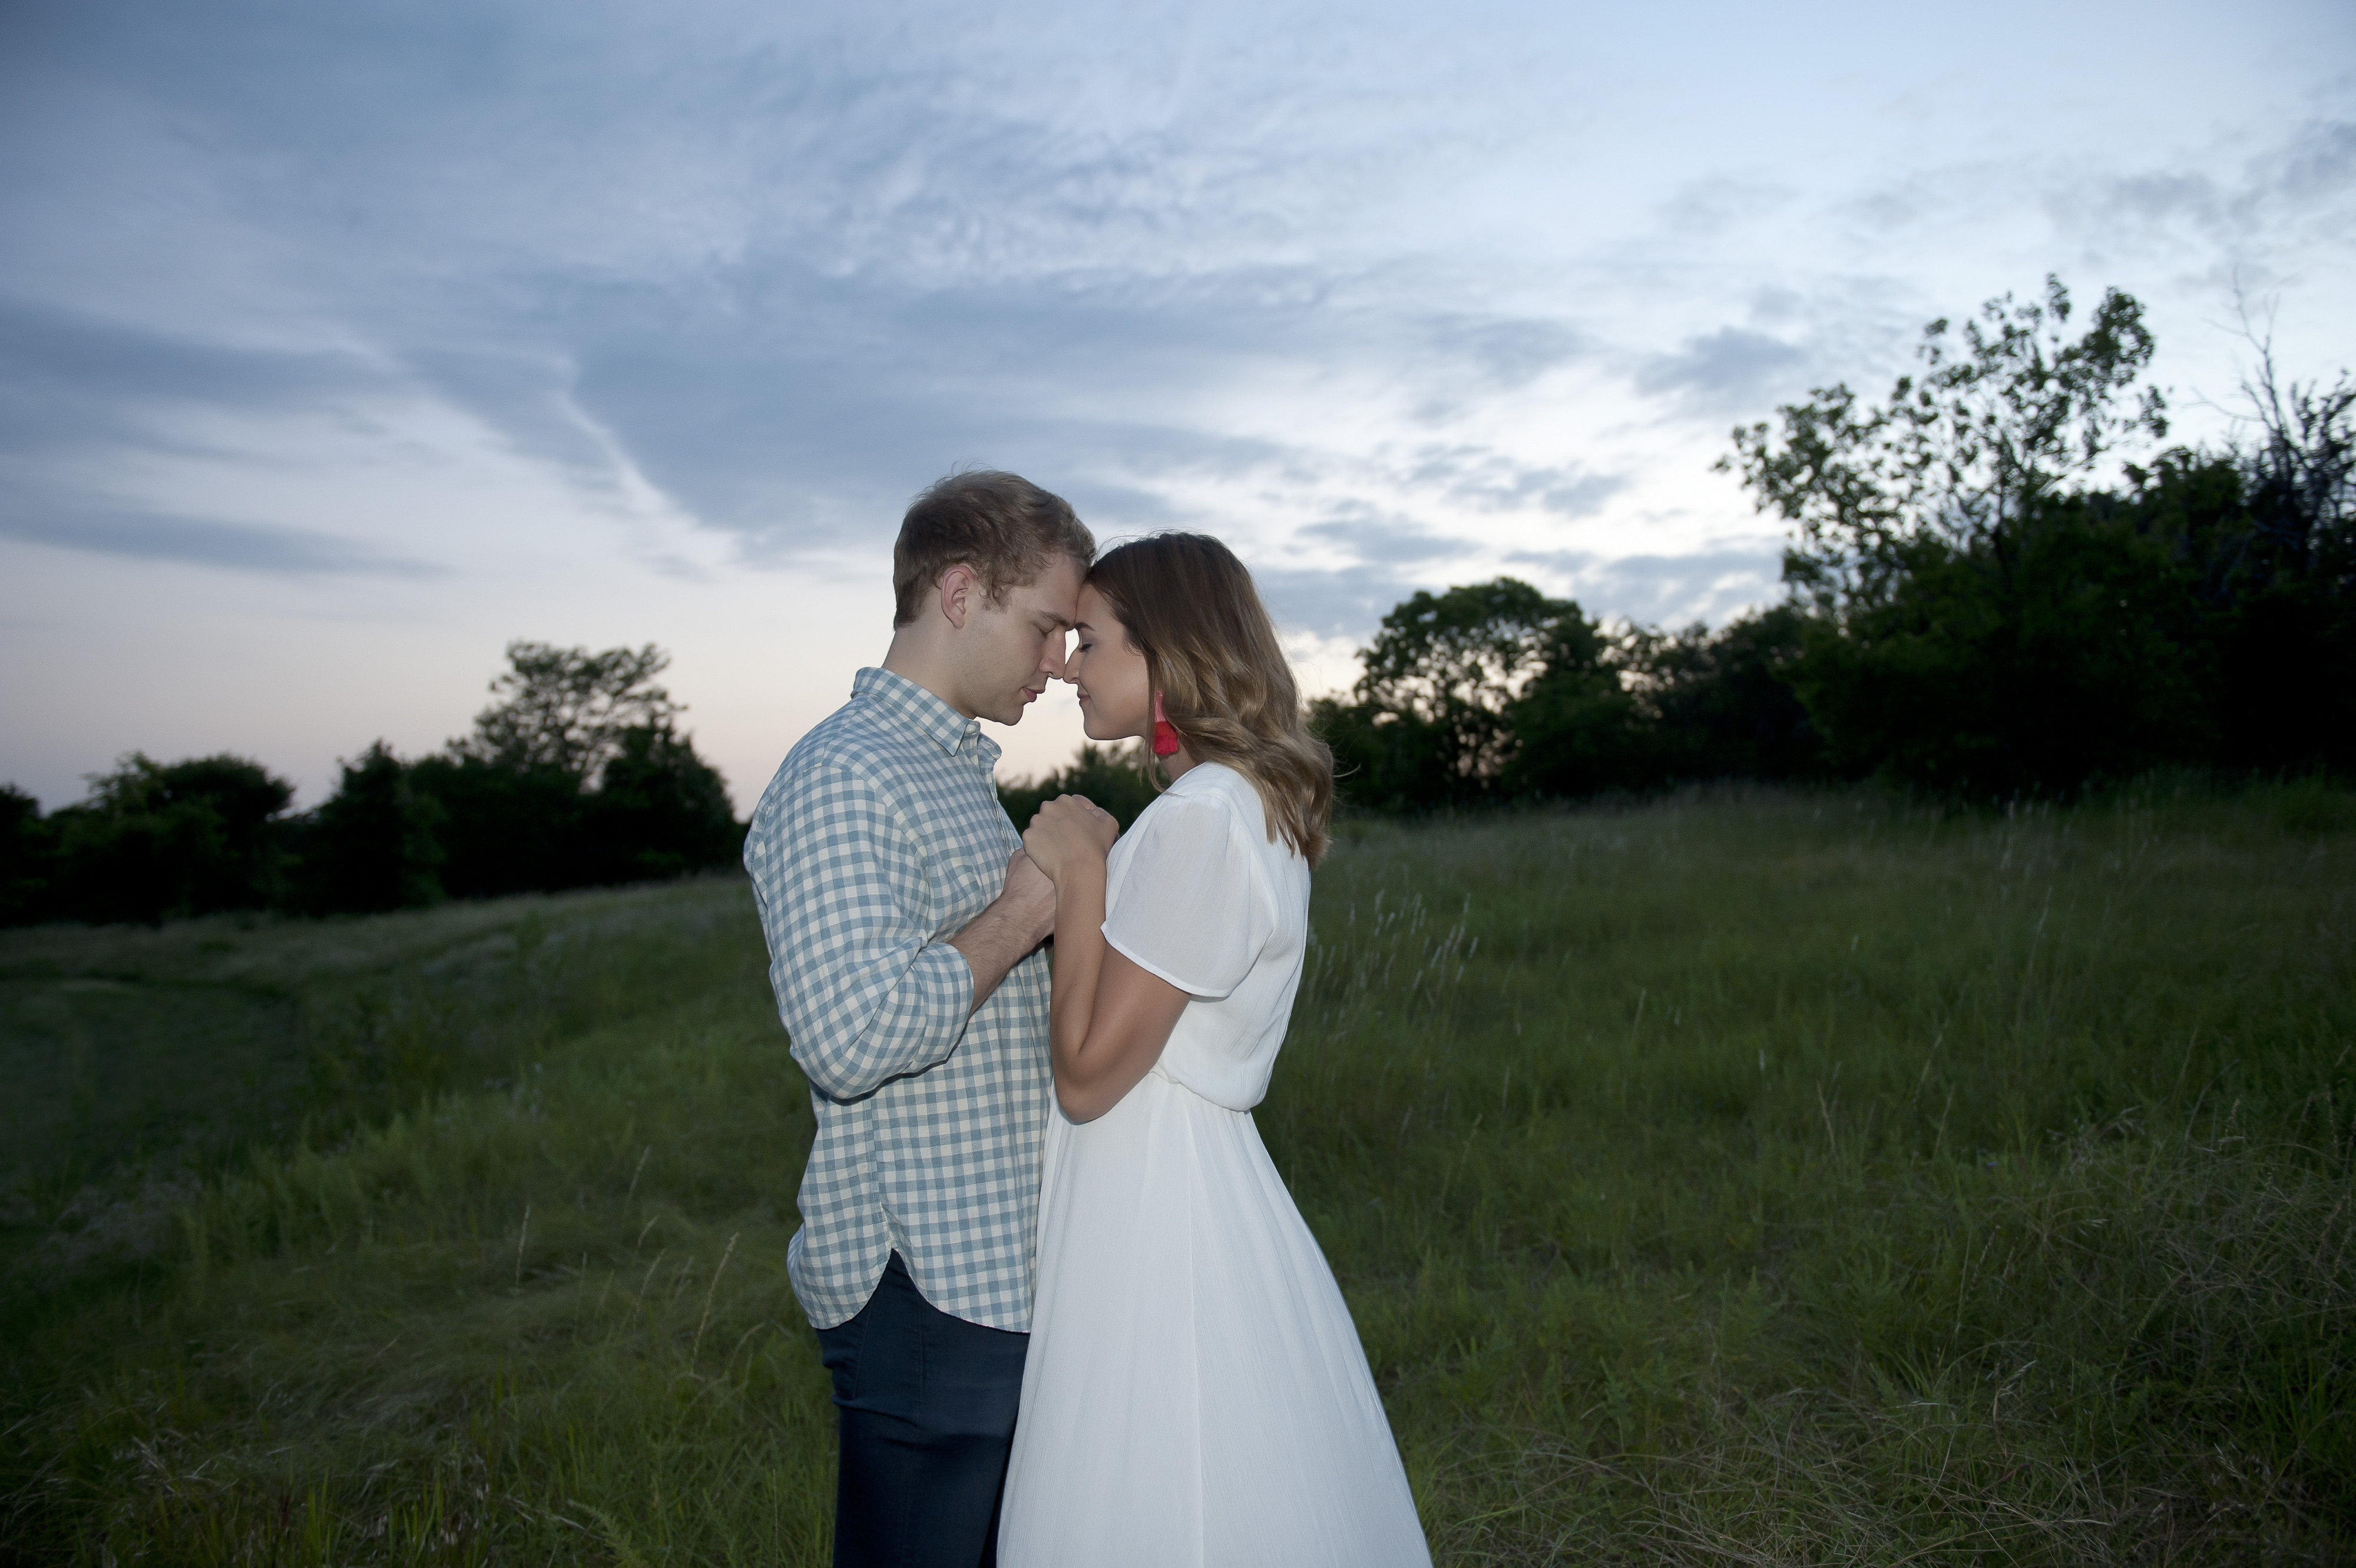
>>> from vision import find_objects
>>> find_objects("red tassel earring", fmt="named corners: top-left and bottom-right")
top-left (1151, 693), bottom-right (1180, 757)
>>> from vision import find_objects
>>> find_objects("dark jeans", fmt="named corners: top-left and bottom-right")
top-left (814, 1253), bottom-right (1030, 1568)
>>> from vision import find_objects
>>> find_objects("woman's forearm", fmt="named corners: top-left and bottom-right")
top-left (1047, 868), bottom-right (1193, 1120)
top-left (1047, 862), bottom-right (1108, 1087)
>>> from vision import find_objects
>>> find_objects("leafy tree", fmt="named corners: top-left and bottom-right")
top-left (20, 642), bottom-right (746, 924)
top-left (1500, 605), bottom-right (1643, 798)
top-left (1718, 277), bottom-right (2356, 794)
top-left (1787, 489), bottom-right (2209, 795)
top-left (2185, 352), bottom-right (2356, 775)
top-left (408, 754), bottom-right (589, 900)
top-left (452, 641), bottom-right (681, 781)
top-left (1317, 578), bottom-right (1573, 809)
top-left (587, 722), bottom-right (744, 882)
top-left (295, 741), bottom-right (446, 915)
top-left (1725, 277), bottom-right (2168, 615)
top-left (1616, 606), bottom-right (1829, 785)
top-left (418, 642), bottom-right (742, 897)
top-left (2230, 338), bottom-right (2355, 587)
top-left (1713, 277), bottom-right (2295, 795)
top-left (45, 753), bottom-right (294, 923)
top-left (1, 784), bottom-right (52, 925)
top-left (1316, 580), bottom-right (1828, 809)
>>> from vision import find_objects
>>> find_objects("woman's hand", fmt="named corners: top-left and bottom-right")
top-left (1021, 795), bottom-right (1119, 884)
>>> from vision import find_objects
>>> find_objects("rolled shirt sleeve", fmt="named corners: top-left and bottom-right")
top-left (753, 755), bottom-right (978, 1101)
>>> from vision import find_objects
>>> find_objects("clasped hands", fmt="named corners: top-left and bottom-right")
top-left (1022, 795), bottom-right (1119, 883)
top-left (996, 795), bottom-right (1119, 947)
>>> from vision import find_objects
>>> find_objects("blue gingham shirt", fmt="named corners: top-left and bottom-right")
top-left (744, 667), bottom-right (1053, 1332)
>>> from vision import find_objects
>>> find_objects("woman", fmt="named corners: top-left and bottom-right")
top-left (997, 534), bottom-right (1430, 1566)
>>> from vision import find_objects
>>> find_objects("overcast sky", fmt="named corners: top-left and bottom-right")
top-left (2, 0), bottom-right (2350, 810)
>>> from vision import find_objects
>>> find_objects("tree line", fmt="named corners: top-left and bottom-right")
top-left (1, 643), bottom-right (744, 926)
top-left (12, 276), bottom-right (2348, 921)
top-left (1310, 279), bottom-right (2354, 811)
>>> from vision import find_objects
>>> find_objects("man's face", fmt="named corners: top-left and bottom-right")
top-left (954, 553), bottom-right (1083, 726)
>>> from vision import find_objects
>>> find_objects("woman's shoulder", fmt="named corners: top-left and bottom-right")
top-left (1151, 762), bottom-right (1305, 882)
top-left (1123, 769), bottom-right (1231, 842)
top-left (1126, 763), bottom-right (1254, 842)
top-left (1167, 759), bottom-right (1258, 812)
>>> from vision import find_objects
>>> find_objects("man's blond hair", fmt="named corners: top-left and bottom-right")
top-left (892, 471), bottom-right (1094, 627)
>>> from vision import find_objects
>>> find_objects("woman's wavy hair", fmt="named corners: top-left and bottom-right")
top-left (1087, 532), bottom-right (1334, 866)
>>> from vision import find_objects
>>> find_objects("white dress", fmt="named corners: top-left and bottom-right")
top-left (997, 762), bottom-right (1430, 1567)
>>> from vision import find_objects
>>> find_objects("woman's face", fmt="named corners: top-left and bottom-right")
top-left (1066, 583), bottom-right (1153, 742)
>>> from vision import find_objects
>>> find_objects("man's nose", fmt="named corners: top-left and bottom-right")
top-left (1042, 632), bottom-right (1071, 678)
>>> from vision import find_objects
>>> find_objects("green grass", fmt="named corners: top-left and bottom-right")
top-left (3, 780), bottom-right (2352, 1564)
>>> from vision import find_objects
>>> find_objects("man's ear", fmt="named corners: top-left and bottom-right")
top-left (937, 564), bottom-right (980, 631)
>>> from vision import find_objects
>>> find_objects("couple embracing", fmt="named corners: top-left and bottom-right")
top-left (745, 471), bottom-right (1430, 1567)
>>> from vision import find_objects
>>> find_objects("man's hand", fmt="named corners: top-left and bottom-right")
top-left (945, 847), bottom-right (1060, 1014)
top-left (1000, 846), bottom-right (1057, 947)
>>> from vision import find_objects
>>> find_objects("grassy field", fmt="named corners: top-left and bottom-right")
top-left (2, 780), bottom-right (2352, 1564)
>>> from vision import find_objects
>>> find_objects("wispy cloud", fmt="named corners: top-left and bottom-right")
top-left (1252, 561), bottom-right (1440, 640)
top-left (1405, 445), bottom-right (1624, 516)
top-left (0, 503), bottom-right (448, 578)
top-left (0, 296), bottom-right (382, 455)
top-left (1635, 328), bottom-right (1808, 417)
top-left (1299, 510), bottom-right (1470, 565)
top-left (1509, 544), bottom-right (1783, 627)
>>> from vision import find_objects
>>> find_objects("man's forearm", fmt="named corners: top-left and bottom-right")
top-left (948, 895), bottom-right (1047, 1013)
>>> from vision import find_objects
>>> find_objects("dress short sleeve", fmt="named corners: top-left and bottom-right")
top-left (1101, 792), bottom-right (1275, 1000)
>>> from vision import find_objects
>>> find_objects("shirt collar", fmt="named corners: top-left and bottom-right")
top-left (852, 666), bottom-right (1000, 765)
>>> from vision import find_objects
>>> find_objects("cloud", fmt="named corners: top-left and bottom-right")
top-left (1403, 445), bottom-right (1624, 517)
top-left (1057, 481), bottom-right (1188, 537)
top-left (1508, 543), bottom-right (1783, 627)
top-left (2272, 119), bottom-right (2356, 210)
top-left (2019, 115), bottom-right (2356, 277)
top-left (2092, 172), bottom-right (2223, 230)
top-left (382, 261), bottom-right (1365, 557)
top-left (1634, 327), bottom-right (1808, 416)
top-left (1265, 504), bottom-right (1484, 633)
top-left (0, 502), bottom-right (448, 577)
top-left (1252, 561), bottom-right (1433, 641)
top-left (1298, 508), bottom-right (1467, 567)
top-left (1417, 313), bottom-right (1589, 391)
top-left (0, 298), bottom-right (455, 574)
top-left (1659, 176), bottom-right (1794, 237)
top-left (1260, 535), bottom-right (1788, 644)
top-left (0, 295), bottom-right (380, 455)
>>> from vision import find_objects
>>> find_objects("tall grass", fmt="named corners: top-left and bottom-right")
top-left (2, 780), bottom-right (2350, 1564)
top-left (1289, 780), bottom-right (2355, 1563)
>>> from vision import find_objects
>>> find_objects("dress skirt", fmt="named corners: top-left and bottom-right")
top-left (997, 1066), bottom-right (1430, 1567)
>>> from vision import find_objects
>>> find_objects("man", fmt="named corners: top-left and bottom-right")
top-left (744, 469), bottom-right (1092, 1567)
